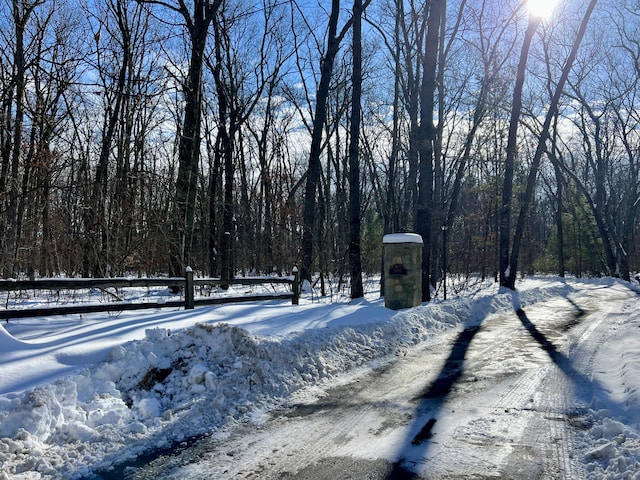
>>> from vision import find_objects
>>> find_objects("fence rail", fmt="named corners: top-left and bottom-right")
top-left (0, 267), bottom-right (300, 321)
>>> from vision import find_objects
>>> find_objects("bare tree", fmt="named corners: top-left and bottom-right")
top-left (503, 0), bottom-right (599, 289)
top-left (498, 6), bottom-right (541, 289)
top-left (207, 0), bottom-right (288, 284)
top-left (299, 0), bottom-right (368, 284)
top-left (1, 0), bottom-right (46, 278)
top-left (555, 15), bottom-right (640, 281)
top-left (15, 3), bottom-right (82, 277)
top-left (138, 0), bottom-right (221, 278)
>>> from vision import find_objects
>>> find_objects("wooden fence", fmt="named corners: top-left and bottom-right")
top-left (0, 267), bottom-right (300, 321)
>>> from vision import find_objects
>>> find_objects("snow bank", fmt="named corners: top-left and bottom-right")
top-left (579, 291), bottom-right (640, 479)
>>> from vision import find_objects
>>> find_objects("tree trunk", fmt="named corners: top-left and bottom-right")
top-left (172, 40), bottom-right (204, 276)
top-left (416, 0), bottom-right (444, 302)
top-left (168, 0), bottom-right (219, 277)
top-left (208, 129), bottom-right (222, 276)
top-left (212, 17), bottom-right (235, 286)
top-left (300, 0), bottom-right (343, 284)
top-left (348, 0), bottom-right (364, 299)
top-left (551, 153), bottom-right (566, 277)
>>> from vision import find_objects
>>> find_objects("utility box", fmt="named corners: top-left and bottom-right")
top-left (383, 233), bottom-right (423, 310)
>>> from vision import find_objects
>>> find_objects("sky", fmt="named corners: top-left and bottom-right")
top-left (0, 277), bottom-right (639, 479)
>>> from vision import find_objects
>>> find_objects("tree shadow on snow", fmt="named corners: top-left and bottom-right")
top-left (386, 297), bottom-right (618, 480)
top-left (386, 320), bottom-right (484, 478)
top-left (515, 307), bottom-right (593, 395)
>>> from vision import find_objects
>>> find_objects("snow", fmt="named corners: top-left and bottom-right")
top-left (0, 277), bottom-right (639, 479)
top-left (382, 233), bottom-right (423, 244)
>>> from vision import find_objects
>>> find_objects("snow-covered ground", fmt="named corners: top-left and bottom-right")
top-left (0, 277), bottom-right (638, 479)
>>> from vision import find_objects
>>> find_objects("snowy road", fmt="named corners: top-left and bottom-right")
top-left (101, 283), bottom-right (635, 479)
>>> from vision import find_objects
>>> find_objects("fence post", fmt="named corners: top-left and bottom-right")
top-left (185, 266), bottom-right (194, 310)
top-left (291, 266), bottom-right (299, 305)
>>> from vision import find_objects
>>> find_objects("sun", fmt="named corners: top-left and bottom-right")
top-left (527, 0), bottom-right (559, 19)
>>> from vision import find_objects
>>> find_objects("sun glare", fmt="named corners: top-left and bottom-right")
top-left (527, 0), bottom-right (559, 19)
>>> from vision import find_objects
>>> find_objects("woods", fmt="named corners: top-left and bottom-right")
top-left (1, 0), bottom-right (638, 295)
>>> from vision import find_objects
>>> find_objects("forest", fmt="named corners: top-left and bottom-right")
top-left (0, 0), bottom-right (638, 300)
